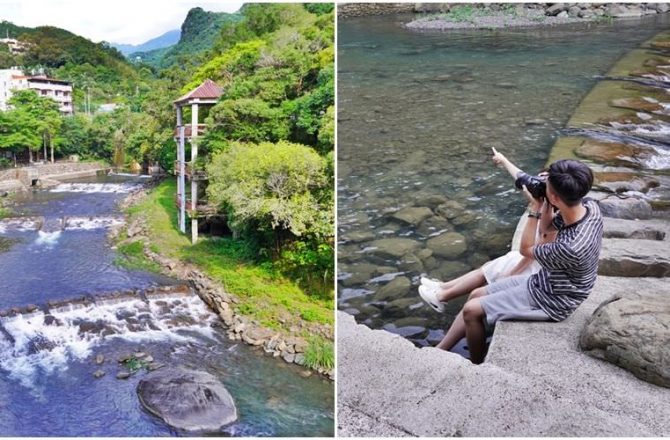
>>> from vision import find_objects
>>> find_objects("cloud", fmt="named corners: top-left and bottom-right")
top-left (0, 0), bottom-right (245, 44)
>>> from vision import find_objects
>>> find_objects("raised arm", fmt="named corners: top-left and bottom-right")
top-left (491, 147), bottom-right (523, 180)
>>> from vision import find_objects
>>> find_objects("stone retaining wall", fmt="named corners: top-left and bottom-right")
top-left (0, 161), bottom-right (109, 191)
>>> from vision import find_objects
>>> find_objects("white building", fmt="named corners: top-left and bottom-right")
top-left (0, 69), bottom-right (73, 115)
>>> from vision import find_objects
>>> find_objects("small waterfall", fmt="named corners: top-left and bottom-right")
top-left (50, 183), bottom-right (142, 194)
top-left (0, 286), bottom-right (216, 388)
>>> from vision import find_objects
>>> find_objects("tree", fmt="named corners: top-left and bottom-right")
top-left (0, 109), bottom-right (41, 165)
top-left (8, 89), bottom-right (62, 163)
top-left (206, 140), bottom-right (331, 253)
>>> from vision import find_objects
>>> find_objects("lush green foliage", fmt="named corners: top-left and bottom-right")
top-left (303, 337), bottom-right (334, 370)
top-left (114, 240), bottom-right (161, 273)
top-left (0, 90), bottom-right (61, 161)
top-left (207, 141), bottom-right (330, 239)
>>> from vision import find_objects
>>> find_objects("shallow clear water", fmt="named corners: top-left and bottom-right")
top-left (0, 175), bottom-right (333, 436)
top-left (337, 14), bottom-right (670, 346)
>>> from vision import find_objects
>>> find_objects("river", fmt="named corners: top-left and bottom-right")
top-left (337, 13), bottom-right (670, 346)
top-left (0, 174), bottom-right (333, 436)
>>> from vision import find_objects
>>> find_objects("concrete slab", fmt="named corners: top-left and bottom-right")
top-left (338, 275), bottom-right (670, 436)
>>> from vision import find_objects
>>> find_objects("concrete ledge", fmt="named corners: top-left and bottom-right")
top-left (338, 275), bottom-right (670, 436)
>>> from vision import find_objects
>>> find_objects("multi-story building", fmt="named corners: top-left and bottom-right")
top-left (0, 68), bottom-right (73, 115)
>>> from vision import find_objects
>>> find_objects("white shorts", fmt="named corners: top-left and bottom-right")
top-left (481, 251), bottom-right (541, 284)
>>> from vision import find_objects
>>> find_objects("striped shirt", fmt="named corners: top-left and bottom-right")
top-left (529, 198), bottom-right (603, 321)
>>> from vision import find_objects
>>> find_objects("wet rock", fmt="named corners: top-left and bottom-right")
top-left (148, 362), bottom-right (165, 371)
top-left (610, 98), bottom-right (663, 113)
top-left (426, 232), bottom-right (467, 259)
top-left (414, 194), bottom-right (448, 209)
top-left (381, 297), bottom-right (423, 318)
top-left (398, 253), bottom-right (424, 273)
top-left (137, 368), bottom-right (237, 431)
top-left (282, 352), bottom-right (296, 364)
top-left (525, 118), bottom-right (547, 125)
top-left (382, 322), bottom-right (425, 338)
top-left (341, 230), bottom-right (375, 243)
top-left (391, 206), bottom-right (433, 226)
top-left (580, 291), bottom-right (670, 388)
top-left (416, 216), bottom-right (451, 237)
top-left (294, 353), bottom-right (306, 366)
top-left (96, 354), bottom-right (105, 365)
top-left (598, 196), bottom-right (653, 220)
top-left (574, 140), bottom-right (652, 168)
top-left (116, 371), bottom-right (132, 380)
top-left (435, 201), bottom-right (466, 220)
top-left (144, 356), bottom-right (154, 363)
top-left (451, 211), bottom-right (477, 227)
top-left (546, 3), bottom-right (566, 16)
top-left (93, 370), bottom-right (105, 379)
top-left (369, 238), bottom-right (421, 259)
top-left (43, 315), bottom-right (60, 326)
top-left (374, 277), bottom-right (411, 301)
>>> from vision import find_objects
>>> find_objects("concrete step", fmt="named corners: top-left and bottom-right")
top-left (603, 217), bottom-right (667, 241)
top-left (599, 238), bottom-right (670, 277)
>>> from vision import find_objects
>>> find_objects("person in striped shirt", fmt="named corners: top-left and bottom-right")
top-left (432, 149), bottom-right (603, 364)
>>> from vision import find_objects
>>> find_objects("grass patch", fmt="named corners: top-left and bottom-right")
top-left (127, 179), bottom-right (334, 335)
top-left (115, 240), bottom-right (162, 273)
top-left (0, 206), bottom-right (13, 219)
top-left (303, 337), bottom-right (334, 371)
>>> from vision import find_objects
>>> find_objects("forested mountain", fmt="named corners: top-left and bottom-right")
top-left (132, 7), bottom-right (242, 68)
top-left (112, 30), bottom-right (180, 56)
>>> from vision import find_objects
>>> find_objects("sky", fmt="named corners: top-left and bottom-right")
top-left (0, 0), bottom-right (246, 45)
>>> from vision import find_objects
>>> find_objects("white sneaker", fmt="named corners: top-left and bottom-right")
top-left (420, 277), bottom-right (442, 289)
top-left (418, 285), bottom-right (446, 313)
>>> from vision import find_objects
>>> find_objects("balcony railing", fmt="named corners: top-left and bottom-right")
top-left (173, 124), bottom-right (206, 139)
top-left (173, 161), bottom-right (207, 180)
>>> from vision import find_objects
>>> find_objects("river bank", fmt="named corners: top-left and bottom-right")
top-left (113, 179), bottom-right (335, 379)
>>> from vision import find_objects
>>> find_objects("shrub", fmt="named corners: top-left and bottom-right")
top-left (206, 140), bottom-right (332, 250)
top-left (303, 337), bottom-right (334, 370)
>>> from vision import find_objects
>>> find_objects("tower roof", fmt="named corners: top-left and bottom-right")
top-left (174, 79), bottom-right (223, 105)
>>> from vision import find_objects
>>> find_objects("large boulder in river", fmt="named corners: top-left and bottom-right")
top-left (580, 291), bottom-right (670, 388)
top-left (426, 232), bottom-right (467, 259)
top-left (137, 368), bottom-right (237, 432)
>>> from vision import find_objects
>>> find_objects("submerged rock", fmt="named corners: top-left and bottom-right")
top-left (391, 206), bottom-right (433, 226)
top-left (580, 292), bottom-right (670, 388)
top-left (368, 238), bottom-right (421, 259)
top-left (374, 276), bottom-right (411, 301)
top-left (426, 232), bottom-right (467, 259)
top-left (137, 367), bottom-right (237, 432)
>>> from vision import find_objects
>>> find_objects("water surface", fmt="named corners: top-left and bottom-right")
top-left (337, 14), bottom-right (670, 346)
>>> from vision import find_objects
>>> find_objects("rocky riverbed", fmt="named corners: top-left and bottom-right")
top-left (113, 183), bottom-right (334, 380)
top-left (404, 3), bottom-right (670, 30)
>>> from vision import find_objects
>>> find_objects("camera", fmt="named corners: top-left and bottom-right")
top-left (515, 172), bottom-right (546, 199)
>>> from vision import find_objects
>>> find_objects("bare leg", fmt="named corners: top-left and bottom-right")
top-left (435, 269), bottom-right (487, 303)
top-left (463, 297), bottom-right (487, 364)
top-left (436, 287), bottom-right (487, 351)
top-left (436, 310), bottom-right (465, 350)
top-left (433, 268), bottom-right (482, 290)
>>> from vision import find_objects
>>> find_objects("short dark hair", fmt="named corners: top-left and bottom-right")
top-left (548, 160), bottom-right (593, 207)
